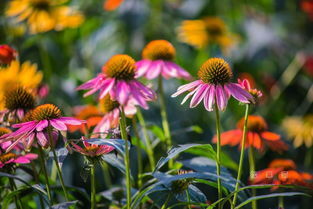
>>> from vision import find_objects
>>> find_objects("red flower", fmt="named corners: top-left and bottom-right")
top-left (252, 159), bottom-right (313, 190)
top-left (0, 45), bottom-right (17, 65)
top-left (303, 55), bottom-right (313, 77)
top-left (301, 0), bottom-right (313, 20)
top-left (213, 115), bottom-right (288, 152)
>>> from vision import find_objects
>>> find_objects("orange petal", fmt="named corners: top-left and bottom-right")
top-left (260, 131), bottom-right (280, 141)
top-left (213, 130), bottom-right (242, 146)
top-left (252, 133), bottom-right (262, 150)
top-left (103, 0), bottom-right (124, 11)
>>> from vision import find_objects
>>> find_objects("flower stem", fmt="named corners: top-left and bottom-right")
top-left (232, 104), bottom-right (250, 208)
top-left (31, 162), bottom-right (45, 209)
top-left (249, 147), bottom-right (257, 209)
top-left (214, 103), bottom-right (222, 209)
top-left (120, 107), bottom-right (131, 209)
top-left (90, 163), bottom-right (96, 209)
top-left (48, 130), bottom-right (70, 201)
top-left (136, 109), bottom-right (155, 170)
top-left (278, 196), bottom-right (284, 208)
top-left (186, 190), bottom-right (191, 209)
top-left (158, 76), bottom-right (173, 168)
top-left (132, 117), bottom-right (143, 188)
top-left (9, 177), bottom-right (23, 209)
top-left (37, 145), bottom-right (52, 204)
top-left (161, 193), bottom-right (172, 209)
top-left (101, 162), bottom-right (112, 188)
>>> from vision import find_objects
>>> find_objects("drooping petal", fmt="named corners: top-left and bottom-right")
top-left (204, 85), bottom-right (215, 111)
top-left (37, 132), bottom-right (48, 147)
top-left (135, 60), bottom-right (152, 78)
top-left (50, 119), bottom-right (67, 131)
top-left (116, 81), bottom-right (131, 105)
top-left (36, 120), bottom-right (48, 131)
top-left (172, 80), bottom-right (202, 97)
top-left (260, 131), bottom-right (281, 141)
top-left (215, 85), bottom-right (228, 111)
top-left (146, 60), bottom-right (162, 79)
top-left (98, 78), bottom-right (115, 99)
top-left (58, 117), bottom-right (85, 125)
top-left (225, 83), bottom-right (254, 103)
top-left (189, 84), bottom-right (209, 108)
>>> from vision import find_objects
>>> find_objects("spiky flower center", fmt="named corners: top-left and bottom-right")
top-left (142, 40), bottom-right (176, 61)
top-left (198, 57), bottom-right (232, 85)
top-left (100, 95), bottom-right (119, 113)
top-left (31, 0), bottom-right (51, 10)
top-left (0, 127), bottom-right (12, 137)
top-left (237, 115), bottom-right (267, 132)
top-left (4, 86), bottom-right (35, 110)
top-left (0, 153), bottom-right (17, 163)
top-left (103, 54), bottom-right (136, 80)
top-left (28, 104), bottom-right (62, 121)
top-left (171, 170), bottom-right (194, 193)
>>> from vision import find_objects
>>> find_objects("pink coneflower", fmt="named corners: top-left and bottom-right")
top-left (93, 94), bottom-right (136, 135)
top-left (238, 78), bottom-right (262, 99)
top-left (77, 54), bottom-right (156, 109)
top-left (0, 151), bottom-right (38, 168)
top-left (0, 104), bottom-right (85, 151)
top-left (71, 138), bottom-right (114, 160)
top-left (136, 40), bottom-right (192, 80)
top-left (172, 58), bottom-right (254, 111)
top-left (0, 86), bottom-right (35, 124)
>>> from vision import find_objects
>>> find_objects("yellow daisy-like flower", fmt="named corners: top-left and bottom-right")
top-left (6, 0), bottom-right (84, 34)
top-left (0, 60), bottom-right (43, 109)
top-left (282, 115), bottom-right (313, 148)
top-left (177, 17), bottom-right (238, 52)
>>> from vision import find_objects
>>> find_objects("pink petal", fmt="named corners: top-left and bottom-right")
top-left (98, 78), bottom-right (115, 99)
top-left (135, 60), bottom-right (151, 78)
top-left (36, 120), bottom-right (48, 131)
top-left (50, 119), bottom-right (67, 131)
top-left (225, 83), bottom-right (254, 103)
top-left (204, 85), bottom-right (215, 111)
top-left (190, 84), bottom-right (209, 108)
top-left (116, 81), bottom-right (131, 105)
top-left (26, 132), bottom-right (36, 150)
top-left (36, 132), bottom-right (48, 147)
top-left (181, 85), bottom-right (200, 105)
top-left (171, 80), bottom-right (202, 97)
top-left (76, 76), bottom-right (102, 90)
top-left (215, 85), bottom-right (228, 111)
top-left (131, 81), bottom-right (156, 100)
top-left (146, 61), bottom-right (162, 79)
top-left (14, 156), bottom-right (31, 164)
top-left (58, 117), bottom-right (85, 125)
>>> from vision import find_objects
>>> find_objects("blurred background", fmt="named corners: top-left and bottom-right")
top-left (1, 0), bottom-right (313, 208)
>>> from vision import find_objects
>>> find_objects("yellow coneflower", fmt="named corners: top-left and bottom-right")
top-left (177, 17), bottom-right (238, 52)
top-left (0, 60), bottom-right (43, 109)
top-left (6, 0), bottom-right (84, 34)
top-left (282, 115), bottom-right (313, 148)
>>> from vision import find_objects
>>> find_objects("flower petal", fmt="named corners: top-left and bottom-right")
top-left (190, 84), bottom-right (209, 108)
top-left (260, 131), bottom-right (280, 141)
top-left (50, 119), bottom-right (67, 131)
top-left (172, 80), bottom-right (202, 97)
top-left (225, 83), bottom-right (254, 103)
top-left (36, 120), bottom-right (48, 131)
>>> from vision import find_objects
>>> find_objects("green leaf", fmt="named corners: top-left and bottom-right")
top-left (149, 125), bottom-right (166, 142)
top-left (235, 192), bottom-right (311, 209)
top-left (190, 125), bottom-right (203, 134)
top-left (153, 144), bottom-right (216, 173)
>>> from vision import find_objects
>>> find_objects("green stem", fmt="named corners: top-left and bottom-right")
top-left (249, 147), bottom-right (257, 209)
top-left (37, 145), bottom-right (52, 204)
top-left (232, 104), bottom-right (250, 208)
top-left (91, 164), bottom-right (96, 209)
top-left (186, 190), bottom-right (191, 209)
top-left (161, 193), bottom-right (172, 209)
top-left (120, 107), bottom-right (131, 209)
top-left (9, 177), bottom-right (22, 209)
top-left (101, 162), bottom-right (112, 188)
top-left (136, 109), bottom-right (155, 170)
top-left (132, 117), bottom-right (143, 188)
top-left (31, 162), bottom-right (45, 209)
top-left (158, 76), bottom-right (173, 168)
top-left (304, 146), bottom-right (313, 169)
top-left (48, 129), bottom-right (69, 201)
top-left (214, 103), bottom-right (222, 209)
top-left (278, 196), bottom-right (284, 208)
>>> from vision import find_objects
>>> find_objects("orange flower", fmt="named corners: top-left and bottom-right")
top-left (213, 115), bottom-right (288, 152)
top-left (68, 105), bottom-right (103, 134)
top-left (301, 0), bottom-right (313, 20)
top-left (0, 45), bottom-right (17, 65)
top-left (252, 159), bottom-right (313, 190)
top-left (103, 0), bottom-right (124, 11)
